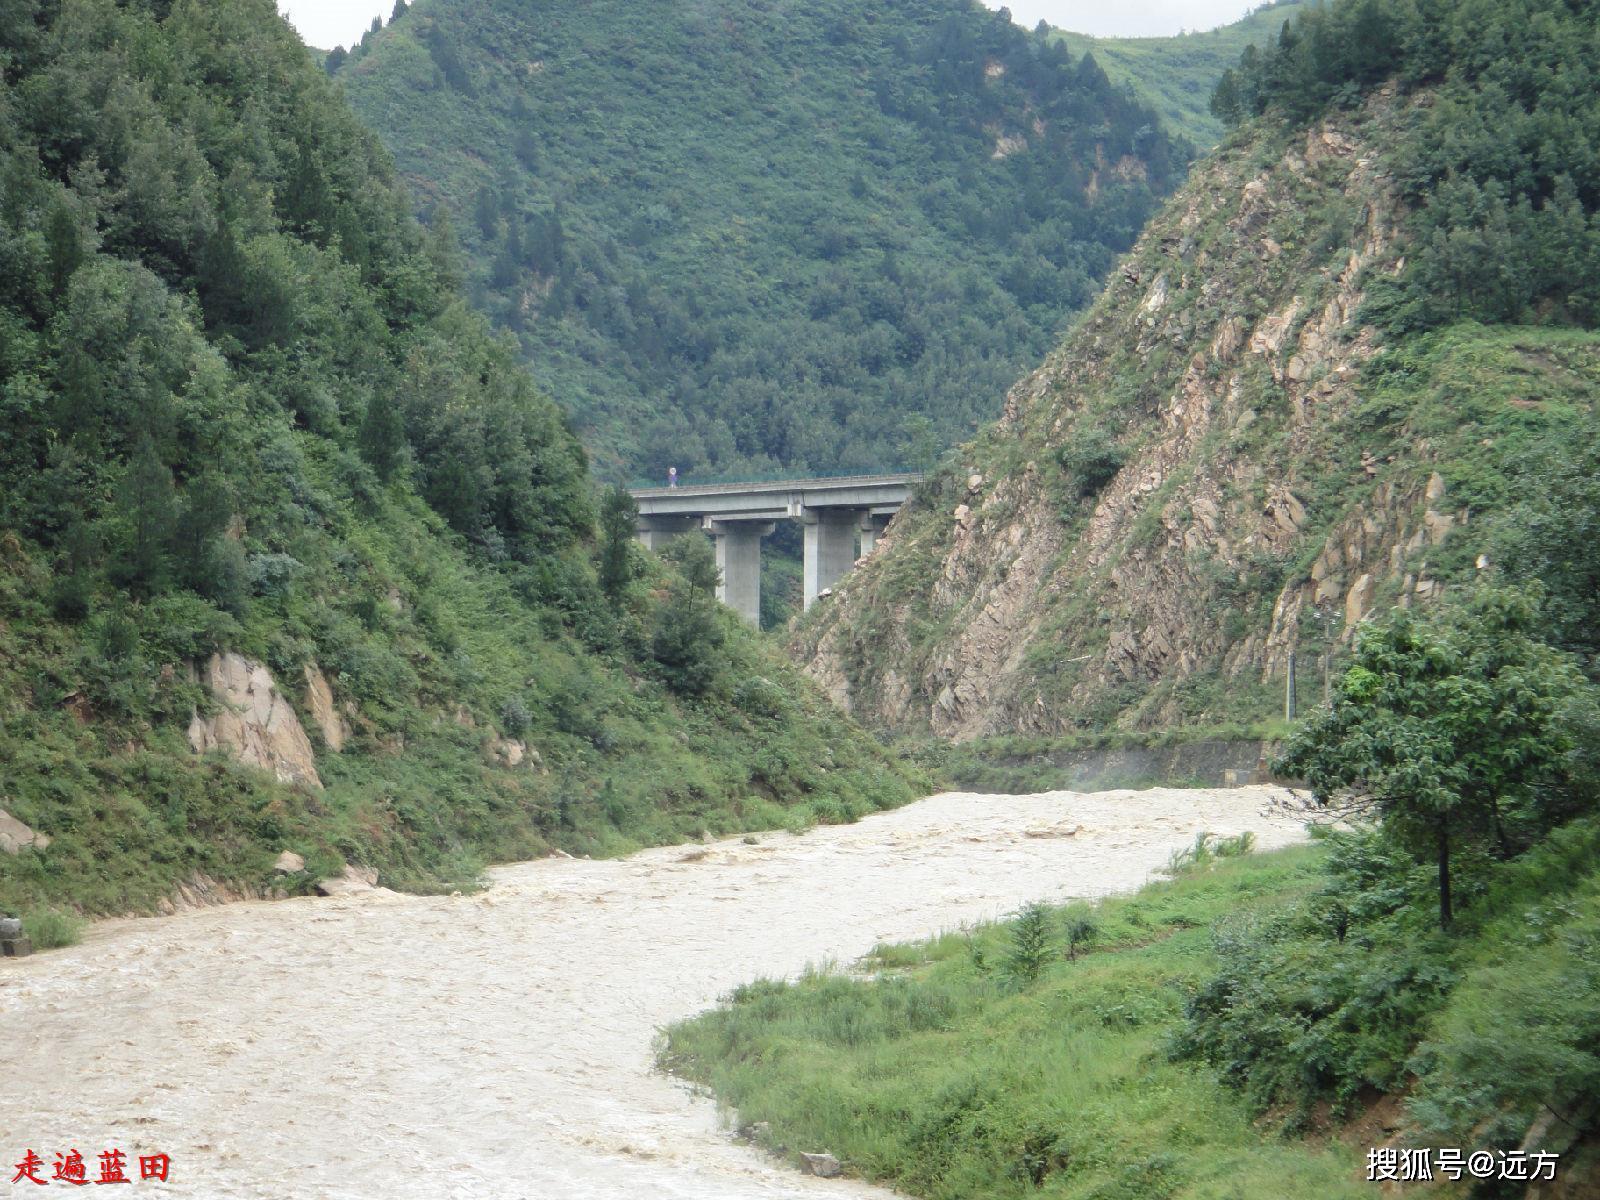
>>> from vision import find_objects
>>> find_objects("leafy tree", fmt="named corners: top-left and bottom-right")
top-left (651, 534), bottom-right (724, 696)
top-left (1062, 908), bottom-right (1098, 961)
top-left (598, 486), bottom-right (639, 602)
top-left (1279, 589), bottom-right (1593, 929)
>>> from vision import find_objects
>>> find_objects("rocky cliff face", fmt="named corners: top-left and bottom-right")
top-left (187, 654), bottom-right (325, 789)
top-left (796, 89), bottom-right (1576, 739)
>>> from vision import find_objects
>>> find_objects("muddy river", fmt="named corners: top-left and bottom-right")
top-left (2, 786), bottom-right (1307, 1198)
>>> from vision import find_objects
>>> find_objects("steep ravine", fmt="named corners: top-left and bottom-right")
top-left (795, 87), bottom-right (1583, 739)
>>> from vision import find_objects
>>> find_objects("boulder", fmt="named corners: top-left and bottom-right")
top-left (188, 653), bottom-right (322, 789)
top-left (273, 851), bottom-right (306, 875)
top-left (0, 810), bottom-right (50, 855)
top-left (798, 1152), bottom-right (842, 1178)
top-left (315, 865), bottom-right (380, 897)
top-left (486, 737), bottom-right (529, 768)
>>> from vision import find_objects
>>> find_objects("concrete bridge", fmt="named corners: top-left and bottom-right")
top-left (631, 473), bottom-right (920, 625)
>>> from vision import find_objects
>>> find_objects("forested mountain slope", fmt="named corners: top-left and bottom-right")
top-left (1050, 0), bottom-right (1309, 147)
top-left (0, 0), bottom-right (915, 929)
top-left (797, 0), bottom-right (1600, 740)
top-left (334, 0), bottom-right (1190, 481)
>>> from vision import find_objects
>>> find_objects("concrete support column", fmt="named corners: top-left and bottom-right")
top-left (635, 515), bottom-right (700, 552)
top-left (710, 521), bottom-right (773, 627)
top-left (858, 511), bottom-right (893, 557)
top-left (802, 508), bottom-right (861, 609)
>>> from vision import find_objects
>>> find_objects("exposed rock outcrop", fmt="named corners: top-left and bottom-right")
top-left (795, 89), bottom-right (1528, 740)
top-left (0, 809), bottom-right (50, 855)
top-left (154, 871), bottom-right (278, 915)
top-left (187, 653), bottom-right (322, 788)
top-left (303, 663), bottom-right (349, 752)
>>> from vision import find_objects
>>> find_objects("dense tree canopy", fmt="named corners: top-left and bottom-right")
top-left (0, 0), bottom-right (592, 594)
top-left (0, 0), bottom-right (920, 922)
top-left (1211, 0), bottom-right (1600, 332)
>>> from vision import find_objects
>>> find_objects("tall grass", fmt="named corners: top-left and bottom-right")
top-left (660, 846), bottom-right (1368, 1199)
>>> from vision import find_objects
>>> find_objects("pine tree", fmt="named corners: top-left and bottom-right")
top-left (1005, 902), bottom-right (1053, 986)
top-left (172, 472), bottom-right (232, 591)
top-left (598, 486), bottom-right (638, 601)
top-left (44, 202), bottom-right (82, 298)
top-left (651, 534), bottom-right (724, 695)
top-left (358, 395), bottom-right (408, 481)
top-left (113, 433), bottom-right (176, 597)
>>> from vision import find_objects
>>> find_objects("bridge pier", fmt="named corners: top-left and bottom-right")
top-left (629, 474), bottom-right (920, 623)
top-left (802, 509), bottom-right (860, 610)
top-left (635, 515), bottom-right (700, 552)
top-left (858, 510), bottom-right (893, 557)
top-left (710, 520), bottom-right (773, 627)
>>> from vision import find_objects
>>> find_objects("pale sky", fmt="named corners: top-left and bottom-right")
top-left (276, 1), bottom-right (1261, 53)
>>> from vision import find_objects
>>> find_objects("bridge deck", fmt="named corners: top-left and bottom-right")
top-left (629, 472), bottom-right (920, 500)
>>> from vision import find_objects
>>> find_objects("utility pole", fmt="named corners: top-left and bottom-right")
top-left (1285, 651), bottom-right (1297, 722)
top-left (1314, 606), bottom-right (1334, 706)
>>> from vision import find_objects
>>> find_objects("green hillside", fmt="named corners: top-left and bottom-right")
top-left (0, 0), bottom-right (918, 932)
top-left (1050, 1), bottom-right (1310, 148)
top-left (335, 0), bottom-right (1191, 482)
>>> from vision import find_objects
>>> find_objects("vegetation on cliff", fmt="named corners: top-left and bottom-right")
top-left (331, 0), bottom-right (1190, 481)
top-left (794, 75), bottom-right (1600, 740)
top-left (0, 0), bottom-right (918, 932)
top-left (1212, 0), bottom-right (1600, 334)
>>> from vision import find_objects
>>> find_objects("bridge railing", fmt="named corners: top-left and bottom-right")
top-left (622, 466), bottom-right (923, 492)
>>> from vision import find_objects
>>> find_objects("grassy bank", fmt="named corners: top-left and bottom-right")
top-left (662, 807), bottom-right (1600, 1198)
top-left (659, 843), bottom-right (1372, 1199)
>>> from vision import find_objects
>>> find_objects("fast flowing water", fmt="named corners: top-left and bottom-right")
top-left (2, 786), bottom-right (1307, 1198)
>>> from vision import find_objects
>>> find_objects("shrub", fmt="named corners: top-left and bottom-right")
top-left (20, 907), bottom-right (85, 950)
top-left (499, 695), bottom-right (532, 737)
top-left (1058, 427), bottom-right (1128, 499)
top-left (1004, 901), bottom-right (1053, 988)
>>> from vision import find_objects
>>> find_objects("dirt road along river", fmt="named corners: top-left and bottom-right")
top-left (2, 786), bottom-right (1307, 1198)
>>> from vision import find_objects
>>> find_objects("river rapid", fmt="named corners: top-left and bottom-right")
top-left (2, 786), bottom-right (1307, 1198)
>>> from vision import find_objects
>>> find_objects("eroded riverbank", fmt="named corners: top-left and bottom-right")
top-left (2, 786), bottom-right (1307, 1198)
